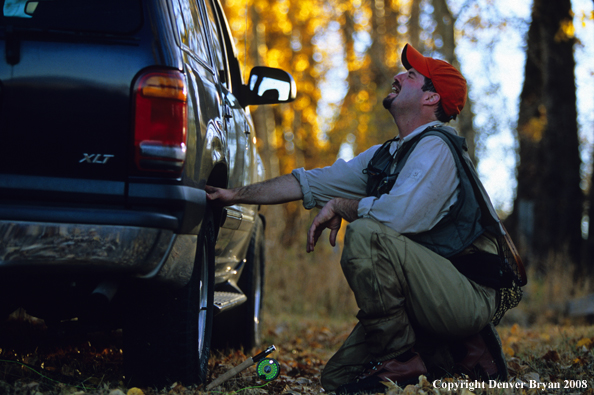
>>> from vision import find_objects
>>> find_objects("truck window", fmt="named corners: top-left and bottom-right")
top-left (173, 0), bottom-right (209, 63)
top-left (203, 0), bottom-right (230, 88)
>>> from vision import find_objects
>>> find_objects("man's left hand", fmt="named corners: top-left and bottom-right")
top-left (306, 198), bottom-right (359, 253)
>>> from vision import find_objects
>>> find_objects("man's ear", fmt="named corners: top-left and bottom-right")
top-left (423, 92), bottom-right (440, 106)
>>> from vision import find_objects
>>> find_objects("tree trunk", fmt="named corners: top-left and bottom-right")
top-left (431, 0), bottom-right (476, 163)
top-left (537, 0), bottom-right (582, 266)
top-left (507, 0), bottom-right (582, 268)
top-left (586, 0), bottom-right (594, 272)
top-left (408, 0), bottom-right (421, 50)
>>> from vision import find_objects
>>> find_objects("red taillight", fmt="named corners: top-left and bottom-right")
top-left (133, 70), bottom-right (187, 176)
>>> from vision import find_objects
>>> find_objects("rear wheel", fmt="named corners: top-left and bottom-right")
top-left (123, 210), bottom-right (215, 387)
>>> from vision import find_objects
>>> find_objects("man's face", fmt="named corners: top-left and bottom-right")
top-left (382, 68), bottom-right (426, 112)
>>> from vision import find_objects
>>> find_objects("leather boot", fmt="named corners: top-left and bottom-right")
top-left (454, 333), bottom-right (499, 380)
top-left (336, 352), bottom-right (427, 394)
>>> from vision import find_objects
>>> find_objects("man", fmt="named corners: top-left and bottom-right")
top-left (206, 44), bottom-right (507, 394)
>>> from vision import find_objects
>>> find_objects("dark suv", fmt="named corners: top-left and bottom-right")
top-left (0, 0), bottom-right (295, 387)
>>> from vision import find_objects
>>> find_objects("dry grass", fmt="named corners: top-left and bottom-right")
top-left (262, 210), bottom-right (594, 327)
top-left (501, 253), bottom-right (594, 327)
top-left (260, 205), bottom-right (358, 320)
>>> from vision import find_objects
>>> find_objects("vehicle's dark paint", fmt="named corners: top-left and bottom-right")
top-left (0, 0), bottom-right (295, 387)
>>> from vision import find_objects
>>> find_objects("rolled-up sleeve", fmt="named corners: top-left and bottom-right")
top-left (291, 146), bottom-right (379, 209)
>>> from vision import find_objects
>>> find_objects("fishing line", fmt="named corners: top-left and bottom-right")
top-left (212, 381), bottom-right (271, 394)
top-left (0, 358), bottom-right (98, 390)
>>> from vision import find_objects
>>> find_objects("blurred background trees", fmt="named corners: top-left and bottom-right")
top-left (505, 0), bottom-right (583, 272)
top-left (221, 0), bottom-right (594, 274)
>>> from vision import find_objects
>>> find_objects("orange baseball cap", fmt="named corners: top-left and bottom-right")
top-left (401, 44), bottom-right (467, 118)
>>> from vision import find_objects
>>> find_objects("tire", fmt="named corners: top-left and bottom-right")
top-left (213, 214), bottom-right (265, 351)
top-left (123, 210), bottom-right (215, 388)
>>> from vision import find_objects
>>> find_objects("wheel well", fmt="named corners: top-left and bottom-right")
top-left (207, 163), bottom-right (228, 232)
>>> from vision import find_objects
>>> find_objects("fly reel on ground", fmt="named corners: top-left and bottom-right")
top-left (256, 358), bottom-right (280, 381)
top-left (206, 345), bottom-right (279, 390)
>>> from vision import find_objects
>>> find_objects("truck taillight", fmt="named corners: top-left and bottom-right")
top-left (133, 70), bottom-right (187, 176)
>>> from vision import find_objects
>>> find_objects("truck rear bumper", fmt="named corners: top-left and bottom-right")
top-left (0, 180), bottom-right (207, 286)
top-left (0, 219), bottom-right (174, 276)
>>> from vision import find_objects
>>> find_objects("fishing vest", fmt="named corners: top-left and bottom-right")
top-left (364, 125), bottom-right (504, 258)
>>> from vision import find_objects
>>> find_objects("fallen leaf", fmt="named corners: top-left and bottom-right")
top-left (523, 372), bottom-right (540, 382)
top-left (576, 337), bottom-right (593, 350)
top-left (510, 323), bottom-right (521, 336)
top-left (541, 350), bottom-right (560, 362)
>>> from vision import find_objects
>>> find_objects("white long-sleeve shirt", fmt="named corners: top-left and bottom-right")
top-left (292, 121), bottom-right (460, 235)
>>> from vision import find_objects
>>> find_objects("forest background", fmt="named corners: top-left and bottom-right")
top-left (220, 0), bottom-right (594, 322)
top-left (2, 1), bottom-right (594, 393)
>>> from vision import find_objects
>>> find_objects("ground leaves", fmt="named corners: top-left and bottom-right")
top-left (1, 314), bottom-right (594, 394)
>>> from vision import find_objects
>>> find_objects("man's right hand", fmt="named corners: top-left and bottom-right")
top-left (205, 185), bottom-right (236, 207)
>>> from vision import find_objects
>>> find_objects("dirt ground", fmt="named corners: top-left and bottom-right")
top-left (1, 312), bottom-right (594, 395)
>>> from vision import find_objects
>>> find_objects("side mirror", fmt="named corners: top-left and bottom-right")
top-left (241, 66), bottom-right (297, 107)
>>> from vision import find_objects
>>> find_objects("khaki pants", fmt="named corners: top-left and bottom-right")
top-left (321, 218), bottom-right (497, 391)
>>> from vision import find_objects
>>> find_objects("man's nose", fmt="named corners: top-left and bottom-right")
top-left (395, 72), bottom-right (406, 81)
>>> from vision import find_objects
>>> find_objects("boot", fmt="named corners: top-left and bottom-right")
top-left (336, 352), bottom-right (427, 394)
top-left (454, 323), bottom-right (507, 381)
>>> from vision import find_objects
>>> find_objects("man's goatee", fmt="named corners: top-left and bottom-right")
top-left (382, 96), bottom-right (395, 109)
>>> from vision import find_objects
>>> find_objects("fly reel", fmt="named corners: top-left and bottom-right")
top-left (256, 358), bottom-right (280, 381)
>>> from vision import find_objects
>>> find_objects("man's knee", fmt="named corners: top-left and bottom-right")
top-left (343, 218), bottom-right (405, 260)
top-left (346, 217), bottom-right (377, 237)
top-left (342, 219), bottom-right (379, 267)
top-left (346, 217), bottom-right (403, 239)
top-left (344, 218), bottom-right (383, 252)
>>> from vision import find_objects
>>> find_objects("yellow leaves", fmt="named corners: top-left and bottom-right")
top-left (555, 18), bottom-right (576, 42)
top-left (297, 7), bottom-right (312, 22)
top-left (303, 107), bottom-right (318, 125)
top-left (510, 322), bottom-right (521, 335)
top-left (354, 91), bottom-right (375, 113)
top-left (294, 54), bottom-right (310, 72)
top-left (356, 90), bottom-right (369, 104)
top-left (576, 337), bottom-right (594, 350)
top-left (278, 20), bottom-right (293, 35)
top-left (266, 48), bottom-right (287, 68)
top-left (253, 0), bottom-right (268, 12)
top-left (382, 375), bottom-right (432, 395)
top-left (519, 105), bottom-right (547, 142)
top-left (501, 323), bottom-right (522, 356)
top-left (293, 94), bottom-right (311, 110)
top-left (523, 117), bottom-right (546, 142)
top-left (579, 10), bottom-right (594, 28)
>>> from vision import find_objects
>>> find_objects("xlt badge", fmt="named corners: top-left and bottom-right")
top-left (79, 153), bottom-right (114, 164)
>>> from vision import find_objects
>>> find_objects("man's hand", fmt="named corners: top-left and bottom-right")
top-left (205, 185), bottom-right (237, 207)
top-left (307, 205), bottom-right (342, 253)
top-left (306, 198), bottom-right (359, 253)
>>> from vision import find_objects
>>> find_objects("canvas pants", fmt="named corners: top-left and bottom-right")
top-left (321, 218), bottom-right (497, 391)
